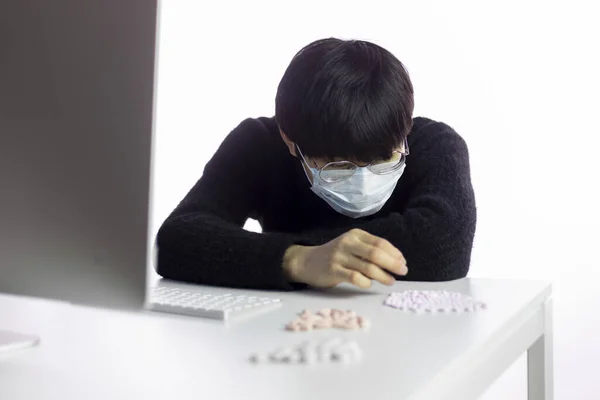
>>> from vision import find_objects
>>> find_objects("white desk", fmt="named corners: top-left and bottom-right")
top-left (0, 278), bottom-right (552, 400)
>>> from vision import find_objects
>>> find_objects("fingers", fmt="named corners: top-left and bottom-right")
top-left (353, 229), bottom-right (406, 265)
top-left (333, 266), bottom-right (372, 289)
top-left (343, 254), bottom-right (395, 286)
top-left (343, 229), bottom-right (408, 275)
top-left (342, 238), bottom-right (407, 276)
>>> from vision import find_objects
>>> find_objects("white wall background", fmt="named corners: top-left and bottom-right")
top-left (152, 1), bottom-right (600, 398)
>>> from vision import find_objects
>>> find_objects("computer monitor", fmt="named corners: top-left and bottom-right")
top-left (0, 1), bottom-right (159, 313)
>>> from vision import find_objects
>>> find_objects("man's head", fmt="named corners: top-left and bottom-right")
top-left (275, 38), bottom-right (414, 166)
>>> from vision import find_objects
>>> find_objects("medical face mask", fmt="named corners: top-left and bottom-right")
top-left (302, 160), bottom-right (406, 219)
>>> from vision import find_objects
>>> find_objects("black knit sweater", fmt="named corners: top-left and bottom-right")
top-left (155, 116), bottom-right (477, 290)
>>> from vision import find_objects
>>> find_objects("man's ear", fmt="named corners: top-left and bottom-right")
top-left (279, 129), bottom-right (297, 157)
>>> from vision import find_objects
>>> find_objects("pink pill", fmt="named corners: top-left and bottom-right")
top-left (298, 321), bottom-right (313, 331)
top-left (344, 321), bottom-right (360, 330)
top-left (285, 321), bottom-right (302, 330)
top-left (314, 318), bottom-right (333, 329)
top-left (332, 320), bottom-right (347, 329)
top-left (285, 324), bottom-right (300, 332)
top-left (357, 316), bottom-right (371, 328)
top-left (318, 308), bottom-right (332, 317)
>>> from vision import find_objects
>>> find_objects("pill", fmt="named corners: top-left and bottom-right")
top-left (287, 350), bottom-right (302, 364)
top-left (298, 322), bottom-right (313, 331)
top-left (332, 351), bottom-right (352, 364)
top-left (249, 353), bottom-right (265, 363)
top-left (285, 322), bottom-right (300, 331)
top-left (299, 351), bottom-right (318, 365)
top-left (346, 341), bottom-right (362, 356)
top-left (286, 308), bottom-right (369, 331)
top-left (384, 291), bottom-right (486, 314)
top-left (255, 337), bottom-right (363, 366)
top-left (322, 337), bottom-right (343, 349)
top-left (314, 317), bottom-right (333, 329)
top-left (270, 347), bottom-right (295, 362)
top-left (331, 351), bottom-right (344, 361)
top-left (332, 319), bottom-right (347, 328)
top-left (359, 319), bottom-right (371, 330)
top-left (335, 343), bottom-right (361, 363)
top-left (318, 308), bottom-right (332, 317)
top-left (344, 320), bottom-right (360, 330)
top-left (299, 340), bottom-right (318, 351)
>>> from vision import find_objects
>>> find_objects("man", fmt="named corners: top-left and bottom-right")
top-left (155, 38), bottom-right (477, 291)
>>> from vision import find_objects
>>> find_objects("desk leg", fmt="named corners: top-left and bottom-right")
top-left (527, 298), bottom-right (554, 400)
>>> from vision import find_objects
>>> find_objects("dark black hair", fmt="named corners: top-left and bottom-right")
top-left (275, 38), bottom-right (414, 162)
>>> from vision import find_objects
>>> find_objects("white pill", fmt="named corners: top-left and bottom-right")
top-left (331, 351), bottom-right (344, 362)
top-left (334, 352), bottom-right (353, 364)
top-left (287, 350), bottom-right (302, 364)
top-left (249, 353), bottom-right (265, 364)
top-left (321, 337), bottom-right (343, 350)
top-left (335, 341), bottom-right (358, 357)
top-left (270, 347), bottom-right (295, 362)
top-left (299, 341), bottom-right (318, 358)
top-left (300, 351), bottom-right (318, 365)
top-left (347, 341), bottom-right (362, 355)
top-left (318, 348), bottom-right (333, 362)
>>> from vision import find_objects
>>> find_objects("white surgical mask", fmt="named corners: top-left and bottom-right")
top-left (302, 161), bottom-right (406, 219)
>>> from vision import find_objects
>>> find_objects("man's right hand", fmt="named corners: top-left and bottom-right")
top-left (283, 229), bottom-right (408, 289)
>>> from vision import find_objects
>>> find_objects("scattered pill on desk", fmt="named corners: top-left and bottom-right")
top-left (314, 317), bottom-right (333, 329)
top-left (250, 338), bottom-right (362, 365)
top-left (269, 346), bottom-right (295, 362)
top-left (384, 290), bottom-right (487, 314)
top-left (249, 353), bottom-right (266, 364)
top-left (318, 308), bottom-right (332, 317)
top-left (285, 308), bottom-right (370, 331)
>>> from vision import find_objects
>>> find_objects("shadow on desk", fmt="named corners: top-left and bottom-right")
top-left (304, 286), bottom-right (382, 299)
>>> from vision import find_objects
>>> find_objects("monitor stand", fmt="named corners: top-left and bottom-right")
top-left (0, 330), bottom-right (40, 354)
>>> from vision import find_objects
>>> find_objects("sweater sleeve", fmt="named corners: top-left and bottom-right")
top-left (155, 118), bottom-right (307, 290)
top-left (273, 125), bottom-right (477, 282)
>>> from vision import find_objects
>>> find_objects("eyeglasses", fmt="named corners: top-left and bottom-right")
top-left (297, 138), bottom-right (409, 183)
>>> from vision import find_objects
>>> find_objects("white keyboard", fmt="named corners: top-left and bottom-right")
top-left (148, 286), bottom-right (282, 321)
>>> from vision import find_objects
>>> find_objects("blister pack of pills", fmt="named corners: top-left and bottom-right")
top-left (285, 308), bottom-right (371, 331)
top-left (250, 337), bottom-right (362, 365)
top-left (384, 290), bottom-right (486, 313)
